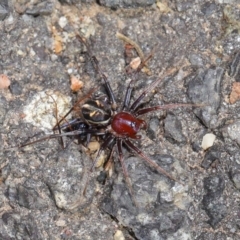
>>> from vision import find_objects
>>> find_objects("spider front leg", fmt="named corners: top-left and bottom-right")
top-left (17, 126), bottom-right (105, 149)
top-left (76, 34), bottom-right (117, 110)
top-left (122, 50), bottom-right (155, 111)
top-left (129, 68), bottom-right (179, 112)
top-left (129, 75), bottom-right (166, 112)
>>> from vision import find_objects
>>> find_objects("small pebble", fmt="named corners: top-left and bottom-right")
top-left (70, 75), bottom-right (84, 92)
top-left (129, 57), bottom-right (141, 70)
top-left (0, 74), bottom-right (10, 89)
top-left (88, 141), bottom-right (100, 152)
top-left (229, 82), bottom-right (240, 104)
top-left (58, 16), bottom-right (68, 29)
top-left (202, 133), bottom-right (216, 150)
top-left (114, 230), bottom-right (125, 240)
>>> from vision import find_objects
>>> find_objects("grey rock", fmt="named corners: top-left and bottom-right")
top-left (223, 34), bottom-right (240, 55)
top-left (176, 1), bottom-right (193, 12)
top-left (1, 212), bottom-right (43, 239)
top-left (0, 96), bottom-right (7, 124)
top-left (45, 146), bottom-right (95, 211)
top-left (224, 120), bottom-right (240, 146)
top-left (201, 2), bottom-right (217, 16)
top-left (202, 175), bottom-right (227, 228)
top-left (191, 129), bottom-right (208, 152)
top-left (9, 81), bottom-right (22, 95)
top-left (164, 112), bottom-right (187, 144)
top-left (201, 145), bottom-right (221, 169)
top-left (203, 175), bottom-right (225, 196)
top-left (17, 184), bottom-right (48, 209)
top-left (153, 154), bottom-right (175, 165)
top-left (147, 117), bottom-right (160, 140)
top-left (98, 0), bottom-right (155, 9)
top-left (216, 0), bottom-right (235, 3)
top-left (59, 0), bottom-right (94, 4)
top-left (100, 154), bottom-right (188, 239)
top-left (188, 53), bottom-right (204, 67)
top-left (0, 1), bottom-right (8, 21)
top-left (187, 67), bottom-right (224, 128)
top-left (21, 1), bottom-right (53, 16)
top-left (230, 170), bottom-right (240, 190)
top-left (202, 197), bottom-right (227, 228)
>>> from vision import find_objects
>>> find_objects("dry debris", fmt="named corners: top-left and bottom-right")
top-left (0, 74), bottom-right (10, 89)
top-left (229, 82), bottom-right (240, 104)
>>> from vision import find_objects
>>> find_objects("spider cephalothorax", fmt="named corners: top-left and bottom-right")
top-left (111, 112), bottom-right (147, 139)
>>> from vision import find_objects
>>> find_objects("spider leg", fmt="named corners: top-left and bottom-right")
top-left (89, 134), bottom-right (116, 171)
top-left (135, 103), bottom-right (201, 116)
top-left (129, 68), bottom-right (178, 112)
top-left (104, 143), bottom-right (116, 172)
top-left (14, 128), bottom-right (105, 149)
top-left (50, 129), bottom-right (106, 138)
top-left (57, 118), bottom-right (85, 131)
top-left (85, 132), bottom-right (92, 147)
top-left (76, 34), bottom-right (117, 110)
top-left (83, 134), bottom-right (116, 195)
top-left (122, 49), bottom-right (155, 111)
top-left (117, 139), bottom-right (137, 206)
top-left (52, 88), bottom-right (97, 130)
top-left (58, 120), bottom-right (93, 147)
top-left (48, 94), bottom-right (64, 148)
top-left (124, 139), bottom-right (180, 184)
top-left (17, 134), bottom-right (63, 148)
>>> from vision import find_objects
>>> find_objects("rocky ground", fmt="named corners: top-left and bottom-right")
top-left (0, 0), bottom-right (240, 239)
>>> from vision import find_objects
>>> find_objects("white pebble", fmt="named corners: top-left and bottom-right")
top-left (201, 133), bottom-right (216, 150)
top-left (114, 230), bottom-right (125, 240)
top-left (58, 16), bottom-right (68, 29)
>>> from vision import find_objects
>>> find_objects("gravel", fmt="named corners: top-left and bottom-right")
top-left (1, 0), bottom-right (240, 239)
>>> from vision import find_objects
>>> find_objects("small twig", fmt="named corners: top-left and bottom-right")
top-left (116, 32), bottom-right (152, 75)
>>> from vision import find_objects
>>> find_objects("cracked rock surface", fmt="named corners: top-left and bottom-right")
top-left (1, 0), bottom-right (240, 239)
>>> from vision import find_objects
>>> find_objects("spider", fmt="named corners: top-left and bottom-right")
top-left (19, 34), bottom-right (198, 204)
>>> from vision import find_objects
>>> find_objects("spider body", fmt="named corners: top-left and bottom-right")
top-left (82, 99), bottom-right (112, 125)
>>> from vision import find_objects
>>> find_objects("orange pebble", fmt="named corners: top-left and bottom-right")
top-left (70, 76), bottom-right (84, 92)
top-left (230, 82), bottom-right (240, 104)
top-left (0, 74), bottom-right (11, 89)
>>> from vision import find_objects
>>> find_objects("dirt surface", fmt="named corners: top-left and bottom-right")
top-left (1, 0), bottom-right (240, 239)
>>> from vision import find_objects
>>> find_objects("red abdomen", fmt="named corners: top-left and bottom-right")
top-left (111, 112), bottom-right (146, 138)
